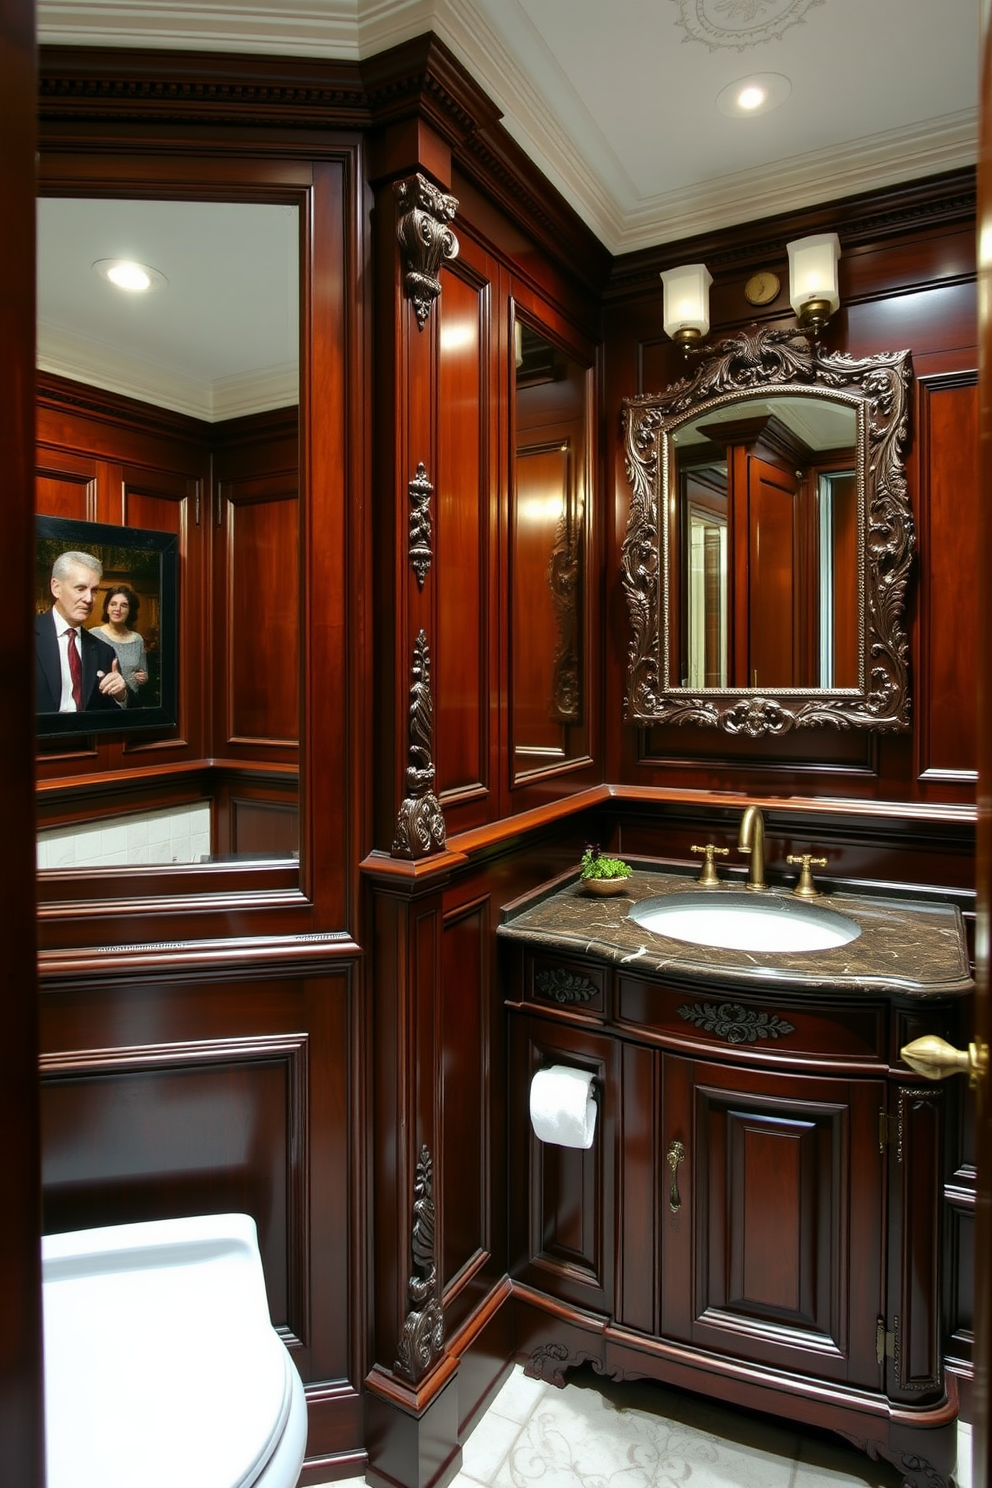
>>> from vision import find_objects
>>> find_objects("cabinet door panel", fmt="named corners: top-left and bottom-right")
top-left (662, 1054), bottom-right (884, 1386)
top-left (508, 1014), bottom-right (616, 1314)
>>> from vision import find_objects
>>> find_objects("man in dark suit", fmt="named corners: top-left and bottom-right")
top-left (35, 550), bottom-right (128, 715)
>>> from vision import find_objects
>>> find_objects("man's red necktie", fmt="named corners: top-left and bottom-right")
top-left (66, 627), bottom-right (82, 709)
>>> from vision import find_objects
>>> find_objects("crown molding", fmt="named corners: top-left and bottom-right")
top-left (612, 110), bottom-right (977, 256)
top-left (37, 323), bottom-right (297, 420)
top-left (607, 168), bottom-right (977, 301)
top-left (37, 7), bottom-right (976, 261)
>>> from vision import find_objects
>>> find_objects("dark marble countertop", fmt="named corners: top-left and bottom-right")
top-left (498, 868), bottom-right (974, 999)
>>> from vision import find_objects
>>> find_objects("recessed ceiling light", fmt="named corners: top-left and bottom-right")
top-left (92, 258), bottom-right (168, 293)
top-left (716, 73), bottom-right (792, 119)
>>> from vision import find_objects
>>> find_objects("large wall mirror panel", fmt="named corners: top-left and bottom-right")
top-left (622, 327), bottom-right (914, 737)
top-left (35, 148), bottom-right (354, 936)
top-left (510, 310), bottom-right (594, 786)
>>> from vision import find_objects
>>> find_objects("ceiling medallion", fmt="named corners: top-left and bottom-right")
top-left (671, 0), bottom-right (825, 51)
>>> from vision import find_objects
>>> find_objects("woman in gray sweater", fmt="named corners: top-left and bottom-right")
top-left (93, 584), bottom-right (148, 700)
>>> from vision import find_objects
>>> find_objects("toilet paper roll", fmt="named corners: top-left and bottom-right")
top-left (529, 1065), bottom-right (597, 1149)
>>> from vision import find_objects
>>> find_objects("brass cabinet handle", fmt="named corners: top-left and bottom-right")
top-left (666, 1139), bottom-right (685, 1212)
top-left (901, 1034), bottom-right (989, 1089)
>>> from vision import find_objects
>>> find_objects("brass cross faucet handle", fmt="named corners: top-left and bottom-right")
top-left (786, 853), bottom-right (828, 898)
top-left (690, 843), bottom-right (729, 886)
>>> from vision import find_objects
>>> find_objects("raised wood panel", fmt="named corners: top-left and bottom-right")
top-left (440, 899), bottom-right (490, 1300)
top-left (508, 1013), bottom-right (615, 1315)
top-left (662, 1052), bottom-right (885, 1387)
top-left (435, 251), bottom-right (494, 830)
top-left (36, 449), bottom-right (98, 520)
top-left (918, 375), bottom-right (979, 780)
top-left (123, 464), bottom-right (204, 761)
top-left (219, 479), bottom-right (300, 750)
top-left (40, 1036), bottom-right (308, 1343)
top-left (229, 796), bottom-right (300, 858)
top-left (39, 964), bottom-right (360, 1391)
top-left (889, 1083), bottom-right (945, 1399)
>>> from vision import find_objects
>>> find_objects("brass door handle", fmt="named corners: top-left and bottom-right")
top-left (666, 1139), bottom-right (685, 1212)
top-left (900, 1034), bottom-right (989, 1089)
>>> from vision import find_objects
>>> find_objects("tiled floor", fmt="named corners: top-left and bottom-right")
top-left (323, 1364), bottom-right (972, 1488)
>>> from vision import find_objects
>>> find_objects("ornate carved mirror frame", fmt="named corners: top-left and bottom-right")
top-left (620, 326), bottom-right (914, 736)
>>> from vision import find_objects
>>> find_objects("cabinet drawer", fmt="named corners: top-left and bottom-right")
top-left (526, 953), bottom-right (606, 1017)
top-left (617, 976), bottom-right (886, 1065)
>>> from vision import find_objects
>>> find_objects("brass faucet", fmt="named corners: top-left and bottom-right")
top-left (738, 805), bottom-right (767, 891)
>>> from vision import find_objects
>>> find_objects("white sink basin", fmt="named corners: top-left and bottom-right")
top-left (629, 890), bottom-right (862, 954)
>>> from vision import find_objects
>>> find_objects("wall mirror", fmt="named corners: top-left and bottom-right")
top-left (510, 319), bottom-right (591, 783)
top-left (621, 326), bottom-right (913, 735)
top-left (35, 185), bottom-right (303, 883)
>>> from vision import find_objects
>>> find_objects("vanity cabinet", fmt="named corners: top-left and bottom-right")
top-left (500, 871), bottom-right (972, 1488)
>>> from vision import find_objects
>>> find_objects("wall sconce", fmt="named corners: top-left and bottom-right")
top-left (787, 232), bottom-right (841, 336)
top-left (661, 233), bottom-right (841, 352)
top-left (660, 263), bottom-right (713, 350)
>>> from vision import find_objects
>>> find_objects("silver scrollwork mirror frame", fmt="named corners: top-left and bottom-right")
top-left (620, 326), bottom-right (914, 736)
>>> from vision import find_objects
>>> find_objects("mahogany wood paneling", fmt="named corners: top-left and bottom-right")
top-left (888, 1082), bottom-right (945, 1401)
top-left (508, 1013), bottom-right (616, 1315)
top-left (218, 475), bottom-right (300, 749)
top-left (36, 449), bottom-right (98, 519)
top-left (435, 250), bottom-right (495, 831)
top-left (34, 143), bottom-right (357, 946)
top-left (918, 375), bottom-right (979, 781)
top-left (661, 1052), bottom-right (885, 1386)
top-left (213, 407), bottom-right (300, 762)
top-left (39, 960), bottom-right (364, 1445)
top-left (604, 182), bottom-right (979, 812)
top-left (41, 1039), bottom-right (307, 1339)
top-left (440, 899), bottom-right (491, 1310)
top-left (0, 0), bottom-right (43, 1482)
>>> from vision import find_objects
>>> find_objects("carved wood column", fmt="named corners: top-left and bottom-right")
top-left (362, 849), bottom-right (467, 1488)
top-left (365, 105), bottom-right (465, 1488)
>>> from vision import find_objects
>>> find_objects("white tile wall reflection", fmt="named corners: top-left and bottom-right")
top-left (37, 802), bottom-right (212, 870)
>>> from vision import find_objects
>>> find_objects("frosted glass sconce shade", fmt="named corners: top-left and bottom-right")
top-left (787, 233), bottom-right (841, 332)
top-left (661, 263), bottom-right (713, 347)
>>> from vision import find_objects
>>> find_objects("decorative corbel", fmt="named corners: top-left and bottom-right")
top-left (392, 629), bottom-right (446, 858)
top-left (394, 1145), bottom-right (444, 1384)
top-left (408, 462), bottom-right (434, 587)
top-left (394, 173), bottom-right (459, 329)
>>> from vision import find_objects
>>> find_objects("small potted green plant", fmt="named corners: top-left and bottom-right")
top-left (579, 844), bottom-right (633, 896)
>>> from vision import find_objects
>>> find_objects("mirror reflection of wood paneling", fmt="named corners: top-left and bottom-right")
top-left (35, 197), bottom-right (300, 871)
top-left (510, 323), bottom-right (590, 784)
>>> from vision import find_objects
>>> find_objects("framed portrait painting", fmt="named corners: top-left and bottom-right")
top-left (35, 515), bottom-right (178, 738)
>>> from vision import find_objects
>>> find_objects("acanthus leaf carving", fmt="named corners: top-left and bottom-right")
top-left (392, 629), bottom-right (446, 858)
top-left (394, 1144), bottom-right (444, 1384)
top-left (394, 174), bottom-right (459, 330)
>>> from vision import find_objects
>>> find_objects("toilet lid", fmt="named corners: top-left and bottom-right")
top-left (43, 1215), bottom-right (296, 1488)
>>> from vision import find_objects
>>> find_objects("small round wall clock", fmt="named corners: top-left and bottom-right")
top-left (744, 271), bottom-right (781, 306)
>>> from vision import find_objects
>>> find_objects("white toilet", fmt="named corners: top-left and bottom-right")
top-left (42, 1213), bottom-right (308, 1488)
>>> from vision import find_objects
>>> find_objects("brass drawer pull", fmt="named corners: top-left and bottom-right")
top-left (667, 1139), bottom-right (685, 1212)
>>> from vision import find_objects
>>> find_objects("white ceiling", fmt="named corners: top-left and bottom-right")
top-left (37, 198), bottom-right (299, 420)
top-left (35, 0), bottom-right (981, 412)
top-left (37, 0), bottom-right (981, 255)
